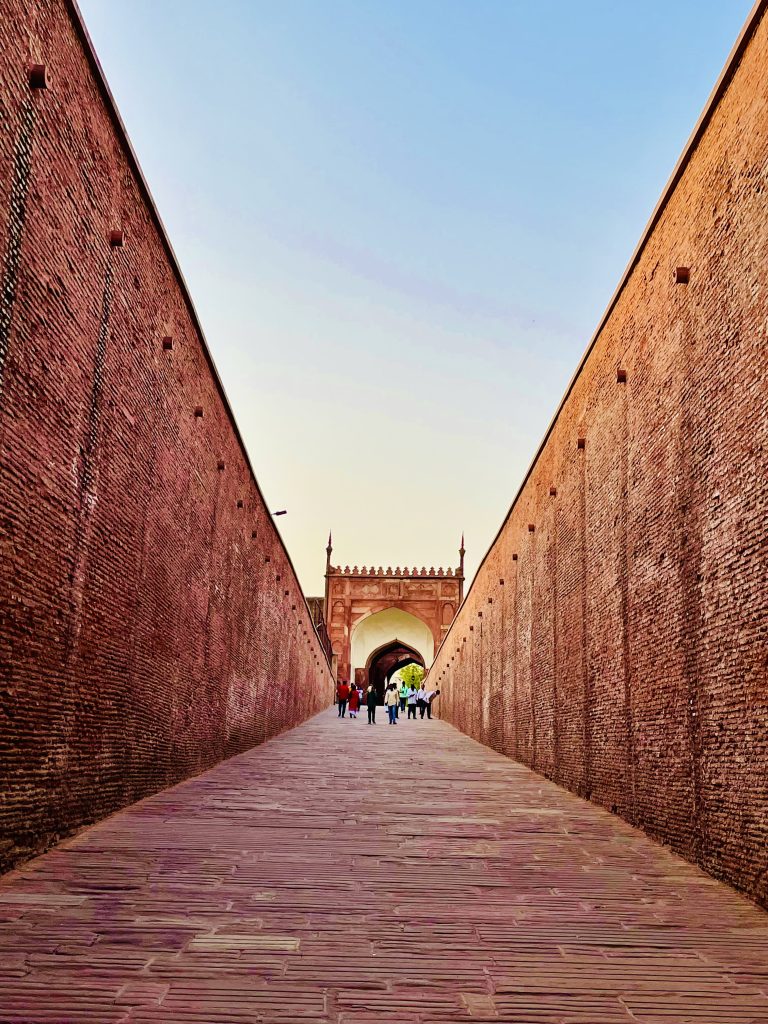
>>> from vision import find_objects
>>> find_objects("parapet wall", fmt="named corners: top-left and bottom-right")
top-left (430, 1), bottom-right (768, 907)
top-left (0, 0), bottom-right (333, 873)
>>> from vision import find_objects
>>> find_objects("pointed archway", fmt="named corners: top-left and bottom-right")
top-left (349, 607), bottom-right (434, 695)
top-left (365, 639), bottom-right (425, 703)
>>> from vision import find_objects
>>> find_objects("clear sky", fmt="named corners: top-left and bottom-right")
top-left (79, 0), bottom-right (753, 595)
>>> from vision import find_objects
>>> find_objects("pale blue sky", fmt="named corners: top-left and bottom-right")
top-left (79, 0), bottom-right (752, 593)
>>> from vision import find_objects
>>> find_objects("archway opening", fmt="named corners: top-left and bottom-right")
top-left (366, 640), bottom-right (425, 704)
top-left (350, 607), bottom-right (435, 695)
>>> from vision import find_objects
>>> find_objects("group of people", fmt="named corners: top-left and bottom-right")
top-left (335, 680), bottom-right (441, 725)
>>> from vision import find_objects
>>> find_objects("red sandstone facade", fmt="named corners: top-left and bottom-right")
top-left (430, 1), bottom-right (768, 909)
top-left (324, 536), bottom-right (464, 686)
top-left (0, 0), bottom-right (332, 873)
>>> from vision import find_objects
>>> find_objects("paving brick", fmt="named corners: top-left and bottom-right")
top-left (0, 710), bottom-right (767, 1022)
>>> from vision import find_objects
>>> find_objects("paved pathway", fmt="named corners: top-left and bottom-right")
top-left (1, 709), bottom-right (768, 1023)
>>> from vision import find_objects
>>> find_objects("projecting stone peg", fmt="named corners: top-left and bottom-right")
top-left (194, 406), bottom-right (203, 418)
top-left (217, 460), bottom-right (225, 471)
top-left (276, 574), bottom-right (281, 582)
top-left (237, 500), bottom-right (244, 508)
top-left (617, 368), bottom-right (627, 383)
top-left (265, 556), bottom-right (271, 563)
top-left (528, 524), bottom-right (535, 533)
top-left (478, 611), bottom-right (483, 618)
top-left (284, 590), bottom-right (289, 597)
top-left (251, 530), bottom-right (257, 539)
top-left (499, 578), bottom-right (504, 585)
top-left (109, 229), bottom-right (124, 248)
top-left (162, 336), bottom-right (174, 350)
top-left (550, 486), bottom-right (557, 496)
top-left (470, 625), bottom-right (474, 631)
top-left (28, 63), bottom-right (47, 89)
top-left (512, 553), bottom-right (518, 561)
top-left (488, 597), bottom-right (493, 604)
top-left (291, 604), bottom-right (296, 610)
top-left (674, 266), bottom-right (690, 285)
top-left (577, 437), bottom-right (586, 450)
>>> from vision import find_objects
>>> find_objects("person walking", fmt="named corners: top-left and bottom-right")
top-left (424, 687), bottom-right (441, 719)
top-left (384, 682), bottom-right (399, 725)
top-left (366, 683), bottom-right (377, 725)
top-left (398, 679), bottom-right (408, 715)
top-left (416, 684), bottom-right (428, 719)
top-left (348, 684), bottom-right (360, 720)
top-left (407, 684), bottom-right (418, 720)
top-left (336, 679), bottom-right (350, 718)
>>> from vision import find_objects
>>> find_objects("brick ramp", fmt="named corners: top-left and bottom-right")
top-left (0, 710), bottom-right (767, 1023)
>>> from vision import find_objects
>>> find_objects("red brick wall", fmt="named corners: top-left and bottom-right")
top-left (432, 4), bottom-right (768, 908)
top-left (0, 0), bottom-right (333, 874)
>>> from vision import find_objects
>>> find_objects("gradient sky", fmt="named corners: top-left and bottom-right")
top-left (78, 0), bottom-right (753, 594)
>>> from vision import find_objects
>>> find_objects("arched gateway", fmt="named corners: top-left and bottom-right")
top-left (322, 535), bottom-right (464, 694)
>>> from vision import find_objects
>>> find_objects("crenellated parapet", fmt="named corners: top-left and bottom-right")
top-left (328, 564), bottom-right (460, 578)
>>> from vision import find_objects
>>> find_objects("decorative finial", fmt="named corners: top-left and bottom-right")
top-left (325, 530), bottom-right (333, 572)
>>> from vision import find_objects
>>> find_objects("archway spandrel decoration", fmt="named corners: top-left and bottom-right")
top-left (404, 580), bottom-right (438, 595)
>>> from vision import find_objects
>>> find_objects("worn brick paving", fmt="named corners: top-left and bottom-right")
top-left (1, 709), bottom-right (767, 1023)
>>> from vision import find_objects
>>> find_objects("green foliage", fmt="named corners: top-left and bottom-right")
top-left (397, 663), bottom-right (424, 689)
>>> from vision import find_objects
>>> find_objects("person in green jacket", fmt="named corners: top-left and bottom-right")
top-left (398, 680), bottom-right (409, 715)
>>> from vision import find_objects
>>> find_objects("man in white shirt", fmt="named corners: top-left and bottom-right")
top-left (424, 688), bottom-right (440, 719)
top-left (416, 687), bottom-right (427, 719)
top-left (406, 685), bottom-right (418, 719)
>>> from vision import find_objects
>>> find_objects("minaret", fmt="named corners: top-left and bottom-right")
top-left (323, 530), bottom-right (333, 620)
top-left (458, 532), bottom-right (465, 603)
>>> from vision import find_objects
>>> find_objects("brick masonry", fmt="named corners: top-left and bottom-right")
top-left (0, 0), bottom-right (333, 874)
top-left (430, 2), bottom-right (768, 908)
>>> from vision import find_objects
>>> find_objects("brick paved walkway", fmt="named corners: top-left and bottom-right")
top-left (1, 709), bottom-right (768, 1023)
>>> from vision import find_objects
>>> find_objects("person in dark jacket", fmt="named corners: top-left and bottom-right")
top-left (365, 684), bottom-right (377, 724)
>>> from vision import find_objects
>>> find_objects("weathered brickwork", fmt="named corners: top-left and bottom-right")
top-left (0, 0), bottom-right (332, 874)
top-left (431, 3), bottom-right (768, 907)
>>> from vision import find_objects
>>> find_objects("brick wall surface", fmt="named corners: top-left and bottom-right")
top-left (431, 3), bottom-right (768, 908)
top-left (0, 0), bottom-right (333, 874)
